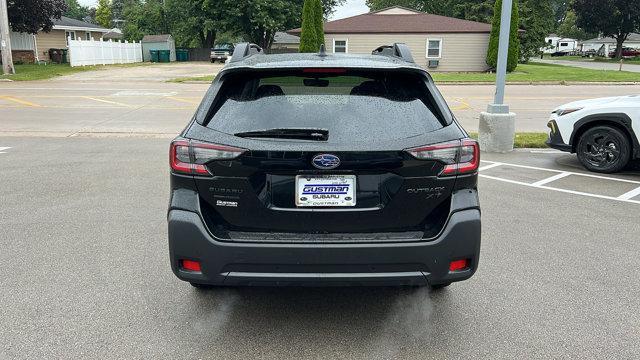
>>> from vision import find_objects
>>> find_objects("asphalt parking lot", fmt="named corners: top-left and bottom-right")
top-left (1, 63), bottom-right (639, 135)
top-left (1, 137), bottom-right (639, 359)
top-left (1, 67), bottom-right (640, 359)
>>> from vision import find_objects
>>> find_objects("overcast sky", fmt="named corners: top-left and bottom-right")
top-left (76, 0), bottom-right (370, 20)
top-left (330, 0), bottom-right (369, 20)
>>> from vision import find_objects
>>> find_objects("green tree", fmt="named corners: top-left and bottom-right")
top-left (573, 0), bottom-right (640, 59)
top-left (299, 0), bottom-right (319, 52)
top-left (518, 0), bottom-right (553, 61)
top-left (313, 0), bottom-right (325, 48)
top-left (166, 0), bottom-right (221, 48)
top-left (95, 0), bottom-right (112, 28)
top-left (64, 0), bottom-right (90, 21)
top-left (8, 0), bottom-right (66, 34)
top-left (556, 10), bottom-right (596, 40)
top-left (486, 0), bottom-right (520, 72)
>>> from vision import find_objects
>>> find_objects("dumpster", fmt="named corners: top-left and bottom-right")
top-left (158, 50), bottom-right (171, 63)
top-left (176, 49), bottom-right (189, 62)
top-left (150, 50), bottom-right (159, 63)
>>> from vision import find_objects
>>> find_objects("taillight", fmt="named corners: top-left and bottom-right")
top-left (406, 138), bottom-right (479, 176)
top-left (170, 139), bottom-right (245, 176)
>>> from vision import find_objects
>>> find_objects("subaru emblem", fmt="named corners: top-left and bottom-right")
top-left (312, 154), bottom-right (340, 170)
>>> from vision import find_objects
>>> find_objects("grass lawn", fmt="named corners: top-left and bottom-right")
top-left (431, 63), bottom-right (640, 83)
top-left (168, 74), bottom-right (215, 83)
top-left (469, 132), bottom-right (549, 148)
top-left (542, 54), bottom-right (640, 64)
top-left (0, 63), bottom-right (151, 81)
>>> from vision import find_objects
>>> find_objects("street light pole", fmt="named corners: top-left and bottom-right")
top-left (489, 0), bottom-right (513, 114)
top-left (479, 0), bottom-right (515, 153)
top-left (0, 0), bottom-right (15, 75)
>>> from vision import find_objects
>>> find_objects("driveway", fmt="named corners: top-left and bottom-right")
top-left (533, 58), bottom-right (640, 73)
top-left (50, 62), bottom-right (225, 82)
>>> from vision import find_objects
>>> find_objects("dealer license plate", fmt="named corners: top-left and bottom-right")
top-left (295, 175), bottom-right (356, 207)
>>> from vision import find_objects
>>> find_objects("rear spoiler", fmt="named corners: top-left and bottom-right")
top-left (372, 43), bottom-right (415, 63)
top-left (230, 43), bottom-right (263, 63)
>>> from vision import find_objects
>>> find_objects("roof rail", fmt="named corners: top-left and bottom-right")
top-left (230, 42), bottom-right (263, 63)
top-left (372, 43), bottom-right (415, 63)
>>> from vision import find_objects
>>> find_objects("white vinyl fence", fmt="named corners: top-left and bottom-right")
top-left (68, 37), bottom-right (143, 67)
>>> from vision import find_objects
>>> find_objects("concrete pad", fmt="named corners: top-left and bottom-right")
top-left (478, 112), bottom-right (516, 152)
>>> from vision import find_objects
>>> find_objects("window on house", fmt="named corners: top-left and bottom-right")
top-left (426, 39), bottom-right (442, 58)
top-left (65, 31), bottom-right (76, 45)
top-left (85, 32), bottom-right (92, 41)
top-left (333, 40), bottom-right (347, 53)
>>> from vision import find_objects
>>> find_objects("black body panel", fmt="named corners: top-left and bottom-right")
top-left (168, 56), bottom-right (481, 286)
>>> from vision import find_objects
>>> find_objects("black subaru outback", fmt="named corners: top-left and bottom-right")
top-left (168, 43), bottom-right (481, 289)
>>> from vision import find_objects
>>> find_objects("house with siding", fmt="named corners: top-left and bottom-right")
top-left (7, 16), bottom-right (113, 63)
top-left (287, 6), bottom-right (493, 72)
top-left (579, 33), bottom-right (640, 55)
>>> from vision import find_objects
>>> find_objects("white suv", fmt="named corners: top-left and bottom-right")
top-left (547, 95), bottom-right (640, 173)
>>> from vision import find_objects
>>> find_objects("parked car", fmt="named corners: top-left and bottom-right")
top-left (609, 47), bottom-right (640, 58)
top-left (210, 43), bottom-right (235, 63)
top-left (168, 43), bottom-right (481, 289)
top-left (546, 95), bottom-right (640, 173)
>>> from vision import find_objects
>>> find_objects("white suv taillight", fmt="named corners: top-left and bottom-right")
top-left (406, 138), bottom-right (479, 176)
top-left (170, 140), bottom-right (246, 176)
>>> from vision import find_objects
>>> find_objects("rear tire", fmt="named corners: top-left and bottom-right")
top-left (576, 125), bottom-right (631, 173)
top-left (210, 59), bottom-right (215, 63)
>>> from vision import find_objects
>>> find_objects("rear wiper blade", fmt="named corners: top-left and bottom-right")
top-left (234, 128), bottom-right (329, 141)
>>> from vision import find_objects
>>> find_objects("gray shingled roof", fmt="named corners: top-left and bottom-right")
top-left (581, 33), bottom-right (640, 44)
top-left (288, 7), bottom-right (491, 34)
top-left (52, 16), bottom-right (108, 31)
top-left (141, 34), bottom-right (173, 43)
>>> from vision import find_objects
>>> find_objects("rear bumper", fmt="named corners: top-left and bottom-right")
top-left (168, 208), bottom-right (481, 287)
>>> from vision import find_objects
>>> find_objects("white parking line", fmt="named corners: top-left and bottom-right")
top-left (479, 160), bottom-right (640, 205)
top-left (480, 174), bottom-right (640, 205)
top-left (481, 160), bottom-right (640, 185)
top-left (478, 163), bottom-right (502, 172)
top-left (0, 147), bottom-right (11, 154)
top-left (530, 172), bottom-right (571, 187)
top-left (618, 186), bottom-right (640, 201)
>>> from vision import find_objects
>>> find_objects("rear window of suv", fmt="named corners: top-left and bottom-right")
top-left (205, 70), bottom-right (448, 143)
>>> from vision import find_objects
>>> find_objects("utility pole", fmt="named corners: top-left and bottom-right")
top-left (0, 0), bottom-right (15, 75)
top-left (479, 0), bottom-right (515, 153)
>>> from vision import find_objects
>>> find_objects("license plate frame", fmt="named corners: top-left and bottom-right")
top-left (295, 175), bottom-right (356, 207)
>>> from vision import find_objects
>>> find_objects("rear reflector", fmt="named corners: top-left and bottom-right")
top-left (449, 259), bottom-right (469, 272)
top-left (406, 138), bottom-right (480, 176)
top-left (180, 259), bottom-right (201, 272)
top-left (170, 140), bottom-right (245, 176)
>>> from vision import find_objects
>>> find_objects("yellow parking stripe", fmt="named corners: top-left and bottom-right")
top-left (0, 95), bottom-right (42, 107)
top-left (81, 96), bottom-right (133, 107)
top-left (167, 96), bottom-right (200, 105)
